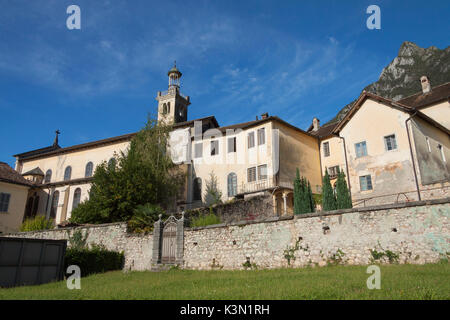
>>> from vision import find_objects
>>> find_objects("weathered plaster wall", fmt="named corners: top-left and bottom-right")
top-left (183, 199), bottom-right (449, 270)
top-left (410, 117), bottom-right (450, 185)
top-left (340, 99), bottom-right (418, 205)
top-left (275, 122), bottom-right (322, 192)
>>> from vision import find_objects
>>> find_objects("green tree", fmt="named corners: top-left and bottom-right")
top-left (294, 168), bottom-right (314, 214)
top-left (70, 116), bottom-right (184, 224)
top-left (336, 168), bottom-right (352, 209)
top-left (204, 172), bottom-right (222, 206)
top-left (322, 170), bottom-right (337, 211)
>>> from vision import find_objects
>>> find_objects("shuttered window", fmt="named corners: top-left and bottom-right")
top-left (258, 165), bottom-right (267, 180)
top-left (228, 137), bottom-right (236, 153)
top-left (247, 167), bottom-right (256, 182)
top-left (0, 193), bottom-right (11, 212)
top-left (257, 128), bottom-right (265, 145)
top-left (248, 132), bottom-right (255, 148)
top-left (194, 143), bottom-right (203, 158)
top-left (211, 140), bottom-right (219, 156)
top-left (323, 142), bottom-right (330, 157)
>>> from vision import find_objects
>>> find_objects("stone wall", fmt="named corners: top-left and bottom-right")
top-left (185, 195), bottom-right (275, 225)
top-left (183, 198), bottom-right (449, 269)
top-left (4, 222), bottom-right (153, 271)
top-left (5, 198), bottom-right (449, 271)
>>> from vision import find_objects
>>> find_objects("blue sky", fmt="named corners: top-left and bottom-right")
top-left (1, 0), bottom-right (449, 167)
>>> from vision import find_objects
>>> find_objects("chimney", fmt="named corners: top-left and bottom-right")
top-left (312, 117), bottom-right (320, 131)
top-left (261, 112), bottom-right (269, 119)
top-left (420, 76), bottom-right (431, 94)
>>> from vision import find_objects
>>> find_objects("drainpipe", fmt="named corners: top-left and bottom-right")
top-left (405, 111), bottom-right (421, 201)
top-left (337, 135), bottom-right (352, 202)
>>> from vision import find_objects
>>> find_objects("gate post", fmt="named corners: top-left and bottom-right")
top-left (152, 214), bottom-right (163, 265)
top-left (175, 211), bottom-right (185, 265)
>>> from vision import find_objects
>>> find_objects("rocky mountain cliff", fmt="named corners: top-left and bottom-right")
top-left (327, 41), bottom-right (450, 124)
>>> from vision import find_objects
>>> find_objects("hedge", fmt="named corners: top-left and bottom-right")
top-left (64, 246), bottom-right (124, 277)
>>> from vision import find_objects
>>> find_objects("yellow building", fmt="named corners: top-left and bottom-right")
top-left (310, 79), bottom-right (450, 207)
top-left (12, 64), bottom-right (322, 226)
top-left (0, 162), bottom-right (32, 234)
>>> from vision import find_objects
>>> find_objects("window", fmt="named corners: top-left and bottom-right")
top-left (64, 166), bottom-right (72, 181)
top-left (211, 140), bottom-right (219, 156)
top-left (108, 158), bottom-right (116, 168)
top-left (228, 137), bottom-right (236, 153)
top-left (258, 165), bottom-right (267, 180)
top-left (257, 128), bottom-right (265, 145)
top-left (0, 193), bottom-right (11, 212)
top-left (248, 132), bottom-right (255, 148)
top-left (247, 167), bottom-right (256, 182)
top-left (328, 165), bottom-right (340, 178)
top-left (227, 173), bottom-right (237, 197)
top-left (45, 169), bottom-right (52, 183)
top-left (323, 142), bottom-right (330, 157)
top-left (359, 175), bottom-right (373, 191)
top-left (193, 178), bottom-right (202, 201)
top-left (384, 134), bottom-right (397, 151)
top-left (194, 143), bottom-right (203, 158)
top-left (438, 144), bottom-right (446, 162)
top-left (85, 162), bottom-right (93, 177)
top-left (50, 191), bottom-right (59, 219)
top-left (355, 141), bottom-right (367, 158)
top-left (72, 188), bottom-right (81, 210)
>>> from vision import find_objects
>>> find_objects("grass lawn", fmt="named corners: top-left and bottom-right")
top-left (0, 263), bottom-right (448, 300)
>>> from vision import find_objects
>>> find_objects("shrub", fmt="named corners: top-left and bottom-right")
top-left (128, 204), bottom-right (166, 233)
top-left (64, 245), bottom-right (124, 277)
top-left (191, 209), bottom-right (221, 228)
top-left (20, 216), bottom-right (54, 232)
top-left (293, 168), bottom-right (315, 214)
top-left (336, 169), bottom-right (352, 209)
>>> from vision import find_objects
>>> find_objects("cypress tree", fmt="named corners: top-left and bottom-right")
top-left (293, 168), bottom-right (302, 215)
top-left (322, 170), bottom-right (337, 211)
top-left (336, 168), bottom-right (352, 209)
top-left (307, 181), bottom-right (315, 212)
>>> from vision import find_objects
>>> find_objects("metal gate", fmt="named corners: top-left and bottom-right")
top-left (161, 222), bottom-right (177, 264)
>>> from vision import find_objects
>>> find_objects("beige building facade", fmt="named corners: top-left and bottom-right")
top-left (9, 68), bottom-right (450, 230)
top-left (0, 162), bottom-right (32, 234)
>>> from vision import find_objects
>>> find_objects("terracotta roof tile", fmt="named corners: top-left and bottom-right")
top-left (398, 82), bottom-right (450, 109)
top-left (0, 162), bottom-right (33, 187)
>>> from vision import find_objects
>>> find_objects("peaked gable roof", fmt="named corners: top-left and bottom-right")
top-left (332, 91), bottom-right (450, 135)
top-left (398, 82), bottom-right (450, 109)
top-left (0, 162), bottom-right (33, 187)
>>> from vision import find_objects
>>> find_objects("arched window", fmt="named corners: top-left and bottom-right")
top-left (193, 178), bottom-right (202, 201)
top-left (85, 162), bottom-right (93, 177)
top-left (64, 166), bottom-right (72, 181)
top-left (72, 188), bottom-right (81, 210)
top-left (227, 173), bottom-right (237, 197)
top-left (108, 158), bottom-right (116, 168)
top-left (45, 169), bottom-right (52, 183)
top-left (50, 191), bottom-right (59, 219)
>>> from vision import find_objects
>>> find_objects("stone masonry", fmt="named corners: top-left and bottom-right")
top-left (4, 198), bottom-right (449, 271)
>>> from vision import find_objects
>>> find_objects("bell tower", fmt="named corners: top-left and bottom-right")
top-left (156, 62), bottom-right (190, 124)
